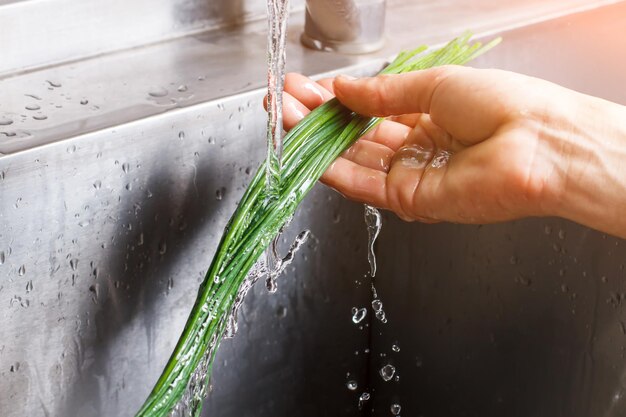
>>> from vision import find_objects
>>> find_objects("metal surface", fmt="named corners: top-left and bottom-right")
top-left (371, 4), bottom-right (626, 417)
top-left (0, 1), bottom-right (625, 417)
top-left (0, 0), bottom-right (306, 76)
top-left (301, 0), bottom-right (386, 54)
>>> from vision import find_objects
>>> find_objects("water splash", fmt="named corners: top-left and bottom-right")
top-left (364, 205), bottom-right (382, 276)
top-left (265, 229), bottom-right (310, 293)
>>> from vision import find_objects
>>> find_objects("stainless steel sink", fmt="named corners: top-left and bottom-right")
top-left (0, 1), bottom-right (625, 416)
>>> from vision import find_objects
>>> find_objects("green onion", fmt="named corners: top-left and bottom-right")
top-left (136, 33), bottom-right (500, 417)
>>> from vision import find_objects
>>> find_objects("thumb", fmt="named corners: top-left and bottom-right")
top-left (333, 68), bottom-right (454, 117)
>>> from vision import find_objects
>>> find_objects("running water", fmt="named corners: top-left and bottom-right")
top-left (364, 205), bottom-right (382, 276)
top-left (265, 0), bottom-right (291, 293)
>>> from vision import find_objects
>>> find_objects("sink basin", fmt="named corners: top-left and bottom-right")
top-left (0, 1), bottom-right (624, 417)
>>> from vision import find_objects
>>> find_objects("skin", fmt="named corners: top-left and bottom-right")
top-left (266, 66), bottom-right (626, 238)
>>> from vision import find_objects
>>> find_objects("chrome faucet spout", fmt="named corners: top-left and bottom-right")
top-left (301, 0), bottom-right (386, 54)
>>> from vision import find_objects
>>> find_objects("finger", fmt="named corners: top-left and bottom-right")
top-left (316, 78), bottom-right (335, 95)
top-left (334, 66), bottom-right (509, 143)
top-left (358, 120), bottom-right (411, 151)
top-left (285, 73), bottom-right (334, 110)
top-left (388, 114), bottom-right (422, 127)
top-left (342, 139), bottom-right (395, 172)
top-left (406, 114), bottom-right (467, 153)
top-left (320, 157), bottom-right (389, 209)
top-left (282, 92), bottom-right (311, 130)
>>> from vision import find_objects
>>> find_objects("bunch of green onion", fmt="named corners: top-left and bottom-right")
top-left (136, 33), bottom-right (500, 417)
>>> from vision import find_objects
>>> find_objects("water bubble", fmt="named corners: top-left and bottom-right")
top-left (93, 180), bottom-right (102, 189)
top-left (379, 364), bottom-right (395, 381)
top-left (33, 114), bottom-right (48, 121)
top-left (25, 104), bottom-right (41, 111)
top-left (122, 162), bottom-right (130, 173)
top-left (148, 86), bottom-right (168, 97)
top-left (18, 265), bottom-right (26, 276)
top-left (0, 117), bottom-right (13, 126)
top-left (346, 380), bottom-right (358, 391)
top-left (351, 307), bottom-right (367, 324)
top-left (25, 280), bottom-right (33, 293)
top-left (392, 343), bottom-right (400, 353)
top-left (390, 403), bottom-right (401, 415)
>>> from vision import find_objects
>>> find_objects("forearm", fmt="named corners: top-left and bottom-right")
top-left (549, 93), bottom-right (626, 238)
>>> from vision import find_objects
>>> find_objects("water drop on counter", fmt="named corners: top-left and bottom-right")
top-left (18, 265), bottom-right (26, 276)
top-left (380, 364), bottom-right (396, 381)
top-left (148, 86), bottom-right (168, 97)
top-left (33, 114), bottom-right (48, 121)
top-left (70, 258), bottom-right (78, 271)
top-left (215, 187), bottom-right (225, 200)
top-left (25, 104), bottom-right (40, 111)
top-left (158, 241), bottom-right (167, 255)
top-left (25, 280), bottom-right (33, 293)
top-left (0, 117), bottom-right (13, 126)
top-left (121, 162), bottom-right (130, 173)
top-left (93, 180), bottom-right (102, 190)
top-left (346, 380), bottom-right (358, 391)
top-left (177, 84), bottom-right (188, 92)
top-left (351, 307), bottom-right (367, 324)
top-left (390, 403), bottom-right (401, 415)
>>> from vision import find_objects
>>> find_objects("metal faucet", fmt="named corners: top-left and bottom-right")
top-left (301, 0), bottom-right (386, 54)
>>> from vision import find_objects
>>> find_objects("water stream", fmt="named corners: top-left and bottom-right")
top-left (264, 0), bottom-right (291, 294)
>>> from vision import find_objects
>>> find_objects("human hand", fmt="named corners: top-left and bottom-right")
top-left (273, 67), bottom-right (626, 236)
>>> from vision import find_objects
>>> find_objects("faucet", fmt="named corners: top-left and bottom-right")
top-left (301, 0), bottom-right (386, 54)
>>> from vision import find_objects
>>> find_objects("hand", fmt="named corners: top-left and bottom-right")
top-left (272, 67), bottom-right (626, 237)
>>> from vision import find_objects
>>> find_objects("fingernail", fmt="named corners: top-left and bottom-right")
top-left (336, 74), bottom-right (357, 82)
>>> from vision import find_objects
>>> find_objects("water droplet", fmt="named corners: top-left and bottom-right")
top-left (89, 284), bottom-right (99, 303)
top-left (66, 144), bottom-right (76, 154)
top-left (379, 364), bottom-right (396, 381)
top-left (358, 392), bottom-right (371, 410)
top-left (158, 241), bottom-right (167, 255)
top-left (25, 280), bottom-right (33, 293)
top-left (70, 258), bottom-right (78, 271)
top-left (346, 380), bottom-right (358, 391)
top-left (177, 84), bottom-right (188, 92)
top-left (351, 307), bottom-right (367, 324)
top-left (18, 265), bottom-right (26, 276)
top-left (364, 205), bottom-right (382, 276)
top-left (121, 162), bottom-right (130, 173)
top-left (25, 104), bottom-right (40, 111)
top-left (0, 117), bottom-right (13, 126)
top-left (167, 276), bottom-right (174, 291)
top-left (80, 99), bottom-right (89, 105)
top-left (276, 305), bottom-right (287, 318)
top-left (390, 403), bottom-right (401, 415)
top-left (33, 114), bottom-right (48, 121)
top-left (215, 187), bottom-right (225, 201)
top-left (24, 94), bottom-right (42, 100)
top-left (178, 131), bottom-right (185, 140)
top-left (46, 80), bottom-right (62, 88)
top-left (125, 183), bottom-right (132, 191)
top-left (93, 180), bottom-right (102, 189)
top-left (558, 229), bottom-right (566, 240)
top-left (392, 343), bottom-right (400, 353)
top-left (198, 75), bottom-right (206, 81)
top-left (148, 86), bottom-right (168, 97)
top-left (0, 251), bottom-right (4, 265)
